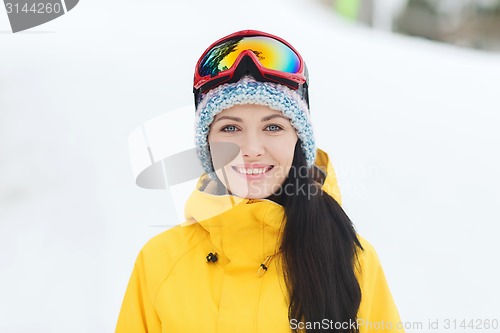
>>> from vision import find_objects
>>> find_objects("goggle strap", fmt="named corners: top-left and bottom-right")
top-left (194, 81), bottom-right (309, 110)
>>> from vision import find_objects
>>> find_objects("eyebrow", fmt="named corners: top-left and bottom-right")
top-left (213, 114), bottom-right (289, 124)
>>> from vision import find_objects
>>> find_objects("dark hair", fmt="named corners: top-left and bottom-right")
top-left (272, 141), bottom-right (364, 332)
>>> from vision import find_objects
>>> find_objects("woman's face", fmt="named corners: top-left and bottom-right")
top-left (208, 104), bottom-right (298, 199)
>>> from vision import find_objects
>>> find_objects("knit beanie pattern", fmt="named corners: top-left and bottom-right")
top-left (195, 76), bottom-right (316, 175)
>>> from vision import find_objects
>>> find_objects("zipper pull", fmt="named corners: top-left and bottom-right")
top-left (257, 255), bottom-right (273, 277)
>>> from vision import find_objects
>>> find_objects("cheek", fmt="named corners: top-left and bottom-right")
top-left (269, 136), bottom-right (297, 165)
top-left (207, 130), bottom-right (217, 143)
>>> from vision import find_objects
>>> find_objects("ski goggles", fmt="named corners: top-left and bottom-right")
top-left (193, 30), bottom-right (309, 107)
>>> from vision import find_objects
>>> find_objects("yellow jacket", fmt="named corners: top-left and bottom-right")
top-left (116, 148), bottom-right (404, 333)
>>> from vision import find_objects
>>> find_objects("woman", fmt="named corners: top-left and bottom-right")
top-left (116, 30), bottom-right (404, 333)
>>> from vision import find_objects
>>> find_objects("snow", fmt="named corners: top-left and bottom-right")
top-left (1, 0), bottom-right (499, 331)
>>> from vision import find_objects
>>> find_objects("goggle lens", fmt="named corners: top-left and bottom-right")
top-left (198, 36), bottom-right (301, 77)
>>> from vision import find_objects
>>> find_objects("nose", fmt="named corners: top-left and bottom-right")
top-left (239, 131), bottom-right (265, 159)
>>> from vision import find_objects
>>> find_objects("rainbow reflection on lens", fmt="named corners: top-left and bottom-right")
top-left (198, 36), bottom-right (301, 77)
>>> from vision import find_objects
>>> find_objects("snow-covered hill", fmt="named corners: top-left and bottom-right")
top-left (1, 0), bottom-right (499, 331)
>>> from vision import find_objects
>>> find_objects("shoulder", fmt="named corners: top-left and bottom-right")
top-left (355, 235), bottom-right (404, 330)
top-left (139, 223), bottom-right (206, 265)
top-left (356, 234), bottom-right (379, 261)
top-left (133, 223), bottom-right (207, 285)
top-left (354, 234), bottom-right (384, 281)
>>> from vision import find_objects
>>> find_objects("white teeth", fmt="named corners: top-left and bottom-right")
top-left (236, 167), bottom-right (271, 175)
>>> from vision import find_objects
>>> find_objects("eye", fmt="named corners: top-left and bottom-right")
top-left (265, 124), bottom-right (283, 132)
top-left (220, 125), bottom-right (239, 132)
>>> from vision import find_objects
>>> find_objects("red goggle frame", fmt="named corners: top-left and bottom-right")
top-left (193, 30), bottom-right (309, 108)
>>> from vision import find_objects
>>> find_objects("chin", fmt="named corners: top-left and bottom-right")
top-left (222, 180), bottom-right (272, 199)
top-left (243, 182), bottom-right (280, 199)
top-left (218, 168), bottom-right (284, 199)
top-left (245, 191), bottom-right (272, 199)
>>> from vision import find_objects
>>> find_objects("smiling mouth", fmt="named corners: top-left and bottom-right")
top-left (231, 166), bottom-right (274, 175)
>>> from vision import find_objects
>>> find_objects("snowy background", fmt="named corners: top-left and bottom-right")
top-left (1, 0), bottom-right (499, 332)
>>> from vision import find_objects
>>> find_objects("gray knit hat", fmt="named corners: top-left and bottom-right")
top-left (195, 75), bottom-right (316, 175)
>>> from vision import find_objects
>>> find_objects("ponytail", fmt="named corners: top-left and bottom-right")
top-left (275, 142), bottom-right (363, 332)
